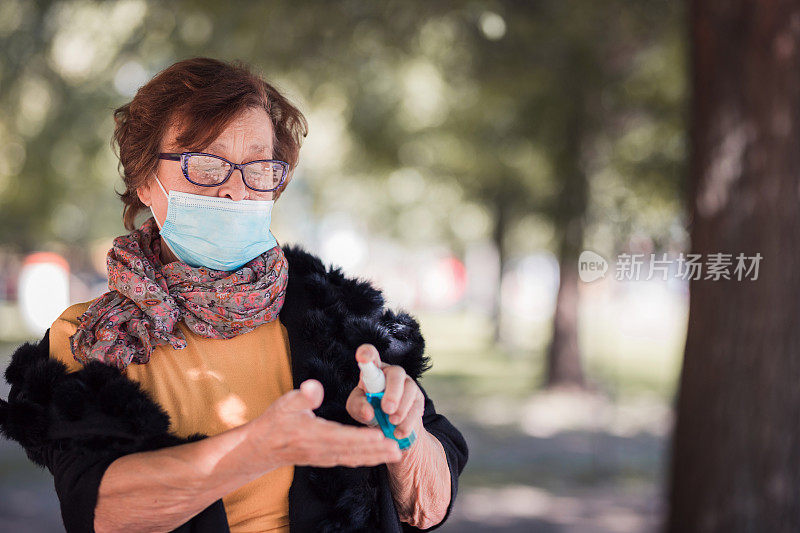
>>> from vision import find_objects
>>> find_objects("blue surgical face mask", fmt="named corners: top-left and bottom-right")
top-left (149, 175), bottom-right (278, 271)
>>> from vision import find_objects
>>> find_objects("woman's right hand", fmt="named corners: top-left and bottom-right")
top-left (250, 379), bottom-right (403, 469)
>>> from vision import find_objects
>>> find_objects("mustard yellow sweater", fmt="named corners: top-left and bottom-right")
top-left (49, 299), bottom-right (294, 533)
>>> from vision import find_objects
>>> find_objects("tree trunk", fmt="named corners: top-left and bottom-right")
top-left (667, 1), bottom-right (800, 531)
top-left (490, 196), bottom-right (508, 346)
top-left (545, 44), bottom-right (590, 389)
top-left (546, 224), bottom-right (586, 388)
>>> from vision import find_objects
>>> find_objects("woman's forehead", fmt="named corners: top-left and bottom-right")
top-left (163, 107), bottom-right (274, 152)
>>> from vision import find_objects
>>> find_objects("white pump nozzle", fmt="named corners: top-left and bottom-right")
top-left (358, 360), bottom-right (386, 393)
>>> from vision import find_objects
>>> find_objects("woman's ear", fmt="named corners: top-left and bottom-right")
top-left (137, 177), bottom-right (153, 207)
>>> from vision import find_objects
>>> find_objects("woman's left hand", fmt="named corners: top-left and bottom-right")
top-left (346, 343), bottom-right (424, 444)
top-left (347, 344), bottom-right (452, 528)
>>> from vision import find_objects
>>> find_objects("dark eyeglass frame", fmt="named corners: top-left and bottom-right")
top-left (158, 152), bottom-right (289, 192)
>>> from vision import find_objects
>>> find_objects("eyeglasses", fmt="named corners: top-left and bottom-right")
top-left (158, 152), bottom-right (289, 192)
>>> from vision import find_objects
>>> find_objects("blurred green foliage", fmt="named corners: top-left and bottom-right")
top-left (0, 0), bottom-right (685, 261)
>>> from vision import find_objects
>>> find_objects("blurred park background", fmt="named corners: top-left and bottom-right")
top-left (0, 1), bottom-right (689, 531)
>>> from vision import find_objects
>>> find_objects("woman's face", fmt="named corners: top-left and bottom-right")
top-left (137, 106), bottom-right (278, 229)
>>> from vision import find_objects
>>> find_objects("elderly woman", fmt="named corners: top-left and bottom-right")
top-left (0, 57), bottom-right (467, 533)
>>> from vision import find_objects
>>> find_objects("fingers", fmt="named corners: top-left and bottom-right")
top-left (381, 366), bottom-right (407, 414)
top-left (352, 344), bottom-right (416, 426)
top-left (355, 343), bottom-right (382, 366)
top-left (325, 434), bottom-right (402, 466)
top-left (355, 344), bottom-right (382, 393)
top-left (264, 381), bottom-right (405, 468)
top-left (310, 416), bottom-right (385, 443)
top-left (277, 379), bottom-right (323, 412)
top-left (387, 377), bottom-right (421, 425)
top-left (300, 418), bottom-right (403, 466)
top-left (299, 379), bottom-right (324, 408)
top-left (305, 439), bottom-right (402, 467)
top-left (346, 386), bottom-right (375, 425)
top-left (340, 442), bottom-right (403, 466)
top-left (392, 393), bottom-right (424, 439)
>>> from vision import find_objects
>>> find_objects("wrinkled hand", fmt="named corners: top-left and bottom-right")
top-left (253, 378), bottom-right (402, 468)
top-left (346, 344), bottom-right (424, 443)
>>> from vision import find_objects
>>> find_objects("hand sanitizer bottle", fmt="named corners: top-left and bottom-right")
top-left (358, 360), bottom-right (417, 450)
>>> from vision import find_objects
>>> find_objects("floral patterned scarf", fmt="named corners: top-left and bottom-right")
top-left (69, 216), bottom-right (288, 370)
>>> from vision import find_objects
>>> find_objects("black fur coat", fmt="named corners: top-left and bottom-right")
top-left (0, 244), bottom-right (468, 532)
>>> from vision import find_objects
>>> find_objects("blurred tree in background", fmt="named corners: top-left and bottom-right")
top-left (669, 0), bottom-right (800, 530)
top-left (0, 0), bottom-right (685, 389)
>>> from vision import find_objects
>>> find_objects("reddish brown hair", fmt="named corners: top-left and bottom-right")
top-left (112, 57), bottom-right (308, 230)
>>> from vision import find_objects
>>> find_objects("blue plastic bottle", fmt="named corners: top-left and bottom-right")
top-left (358, 360), bottom-right (417, 450)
